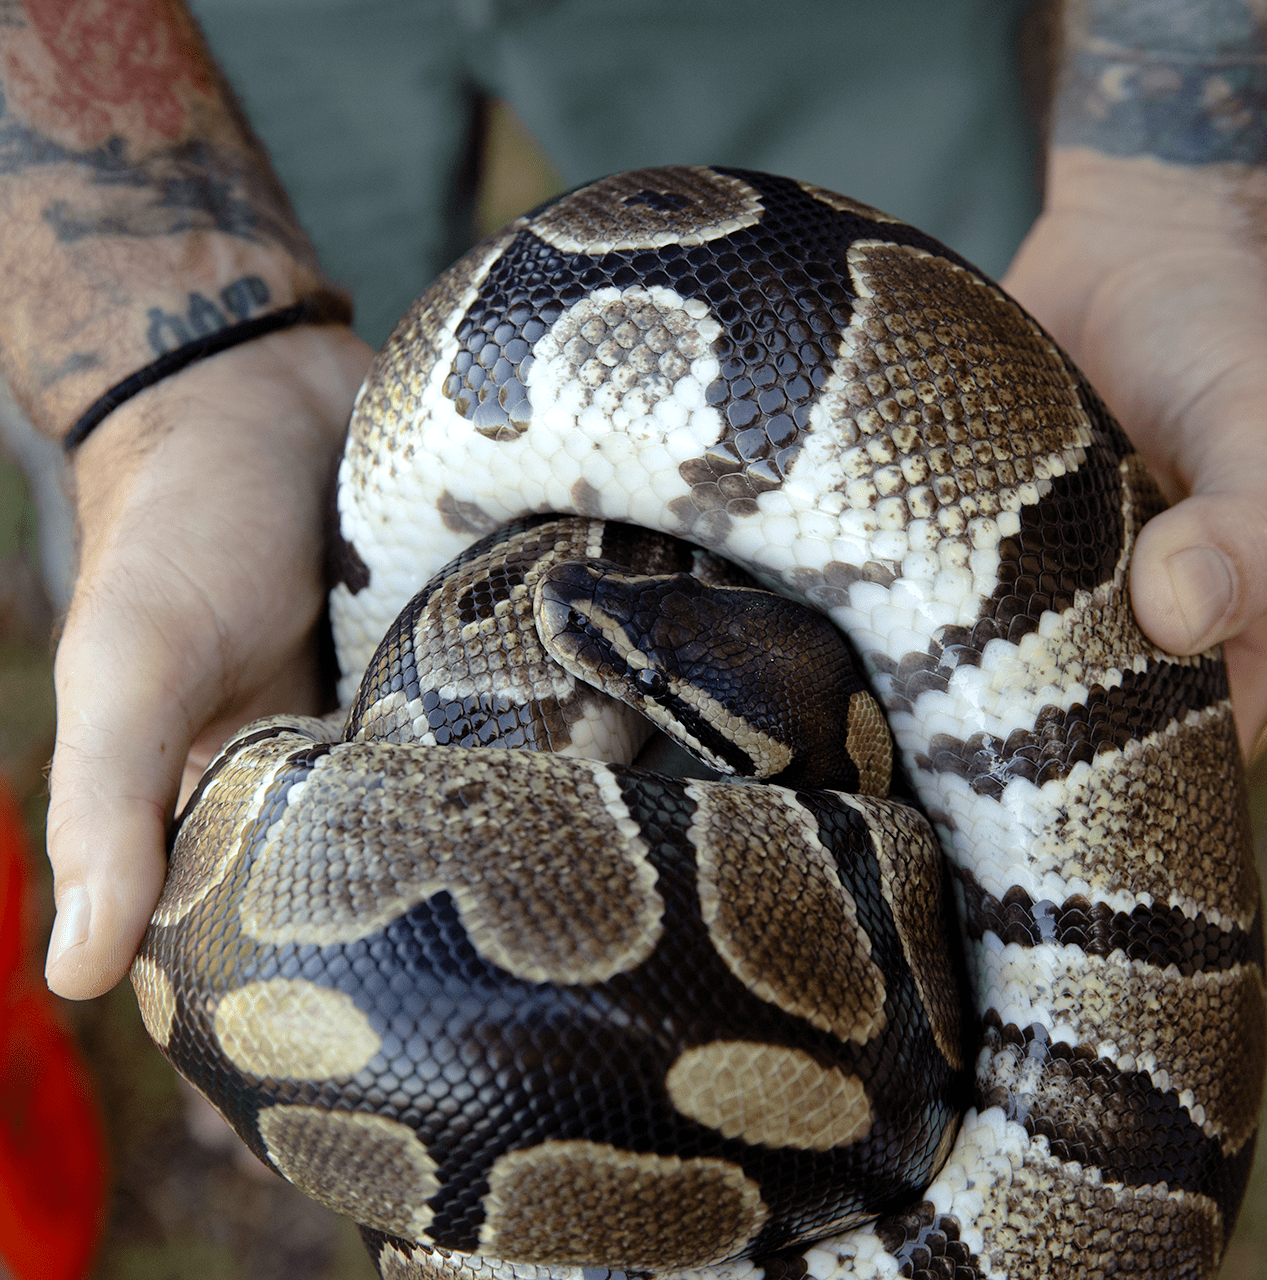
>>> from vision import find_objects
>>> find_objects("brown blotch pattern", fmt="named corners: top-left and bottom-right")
top-left (845, 691), bottom-right (893, 796)
top-left (130, 954), bottom-right (176, 1048)
top-left (688, 783), bottom-right (886, 1043)
top-left (984, 953), bottom-right (1266, 1154)
top-left (1035, 704), bottom-right (1257, 926)
top-left (351, 518), bottom-right (618, 752)
top-left (976, 1149), bottom-right (1222, 1279)
top-left (529, 166), bottom-right (762, 253)
top-left (479, 1140), bottom-right (767, 1270)
top-left (665, 1041), bottom-right (872, 1151)
top-left (238, 747), bottom-right (664, 984)
top-left (799, 243), bottom-right (1092, 537)
top-left (346, 229), bottom-right (518, 474)
top-left (152, 732), bottom-right (302, 928)
top-left (840, 794), bottom-right (963, 1070)
top-left (258, 1105), bottom-right (438, 1241)
top-left (436, 491), bottom-right (499, 537)
top-left (796, 182), bottom-right (902, 223)
top-left (212, 978), bottom-right (382, 1080)
top-left (524, 285), bottom-right (721, 439)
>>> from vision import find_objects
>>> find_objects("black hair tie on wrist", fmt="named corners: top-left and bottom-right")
top-left (62, 290), bottom-right (354, 454)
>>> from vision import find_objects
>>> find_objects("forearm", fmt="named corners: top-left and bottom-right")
top-left (1004, 1), bottom-right (1267, 753)
top-left (1031, 2), bottom-right (1267, 491)
top-left (1041, 1), bottom-right (1267, 248)
top-left (0, 0), bottom-right (347, 442)
top-left (1053, 0), bottom-right (1266, 170)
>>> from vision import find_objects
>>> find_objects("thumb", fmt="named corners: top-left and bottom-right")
top-left (44, 582), bottom-right (207, 999)
top-left (1131, 490), bottom-right (1267, 752)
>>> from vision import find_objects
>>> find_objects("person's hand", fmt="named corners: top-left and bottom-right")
top-left (1003, 148), bottom-right (1267, 758)
top-left (44, 323), bottom-right (374, 999)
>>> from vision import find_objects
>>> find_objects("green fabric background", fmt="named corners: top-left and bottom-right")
top-left (187, 0), bottom-right (1041, 347)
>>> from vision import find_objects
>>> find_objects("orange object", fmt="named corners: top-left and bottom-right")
top-left (0, 778), bottom-right (107, 1280)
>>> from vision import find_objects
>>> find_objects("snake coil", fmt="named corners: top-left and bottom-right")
top-left (133, 167), bottom-right (1265, 1280)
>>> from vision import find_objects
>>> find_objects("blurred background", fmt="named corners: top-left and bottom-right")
top-left (0, 99), bottom-right (1264, 1280)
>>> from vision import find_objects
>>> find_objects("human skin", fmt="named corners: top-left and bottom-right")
top-left (1003, 0), bottom-right (1267, 761)
top-left (0, 0), bottom-right (1261, 999)
top-left (0, 0), bottom-right (372, 997)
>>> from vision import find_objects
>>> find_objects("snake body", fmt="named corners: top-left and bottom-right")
top-left (133, 166), bottom-right (1265, 1279)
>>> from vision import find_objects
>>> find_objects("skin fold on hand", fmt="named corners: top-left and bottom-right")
top-left (1002, 148), bottom-right (1267, 760)
top-left (44, 324), bottom-right (373, 1000)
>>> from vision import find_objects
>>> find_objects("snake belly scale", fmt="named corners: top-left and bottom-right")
top-left (132, 166), bottom-right (1266, 1280)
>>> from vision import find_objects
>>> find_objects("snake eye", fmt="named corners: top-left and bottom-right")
top-left (634, 667), bottom-right (667, 697)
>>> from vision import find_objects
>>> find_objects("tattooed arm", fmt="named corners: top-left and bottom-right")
top-left (0, 1), bottom-right (374, 997)
top-left (1004, 0), bottom-right (1267, 755)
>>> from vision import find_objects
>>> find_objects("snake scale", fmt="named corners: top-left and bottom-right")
top-left (131, 166), bottom-right (1266, 1280)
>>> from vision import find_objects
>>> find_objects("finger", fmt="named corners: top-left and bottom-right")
top-left (1131, 491), bottom-right (1267, 753)
top-left (44, 579), bottom-right (213, 1000)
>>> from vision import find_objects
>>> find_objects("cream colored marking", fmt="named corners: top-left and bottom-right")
top-left (845, 691), bottom-right (892, 796)
top-left (530, 167), bottom-right (762, 253)
top-left (796, 182), bottom-right (902, 223)
top-left (973, 1139), bottom-right (1222, 1279)
top-left (239, 747), bottom-right (664, 984)
top-left (841, 794), bottom-right (963, 1070)
top-left (130, 954), bottom-right (176, 1048)
top-left (666, 1042), bottom-right (872, 1151)
top-left (1032, 701), bottom-right (1258, 928)
top-left (688, 782), bottom-right (886, 1043)
top-left (666, 679), bottom-right (792, 778)
top-left (977, 945), bottom-right (1266, 1153)
top-left (479, 1140), bottom-right (767, 1270)
top-left (378, 1244), bottom-right (425, 1280)
top-left (259, 1105), bottom-right (437, 1240)
top-left (343, 227), bottom-right (519, 475)
top-left (213, 979), bottom-right (381, 1079)
top-left (154, 730), bottom-right (313, 928)
top-left (378, 1242), bottom-right (568, 1280)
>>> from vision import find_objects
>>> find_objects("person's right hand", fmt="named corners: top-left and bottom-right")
top-left (1003, 151), bottom-right (1267, 760)
top-left (44, 322), bottom-right (374, 1000)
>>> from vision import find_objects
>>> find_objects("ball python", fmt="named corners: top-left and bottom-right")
top-left (130, 166), bottom-right (1266, 1280)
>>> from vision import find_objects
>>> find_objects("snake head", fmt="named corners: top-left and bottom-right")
top-left (534, 558), bottom-right (892, 793)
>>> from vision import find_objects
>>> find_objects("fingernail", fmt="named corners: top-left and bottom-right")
top-left (46, 886), bottom-right (90, 971)
top-left (1165, 546), bottom-right (1234, 649)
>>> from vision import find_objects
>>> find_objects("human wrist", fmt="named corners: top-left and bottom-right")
top-left (1042, 146), bottom-right (1266, 236)
top-left (0, 246), bottom-right (348, 444)
top-left (61, 287), bottom-right (353, 452)
top-left (0, 0), bottom-right (351, 446)
top-left (69, 321), bottom-right (372, 580)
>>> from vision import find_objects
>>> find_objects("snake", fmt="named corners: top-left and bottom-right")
top-left (130, 166), bottom-right (1265, 1280)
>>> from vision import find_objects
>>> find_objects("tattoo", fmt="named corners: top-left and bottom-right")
top-left (38, 350), bottom-right (100, 387)
top-left (15, 0), bottom-right (213, 142)
top-left (144, 274), bottom-right (270, 354)
top-left (0, 2), bottom-right (318, 262)
top-left (0, 94), bottom-right (317, 260)
top-left (1054, 0), bottom-right (1267, 163)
